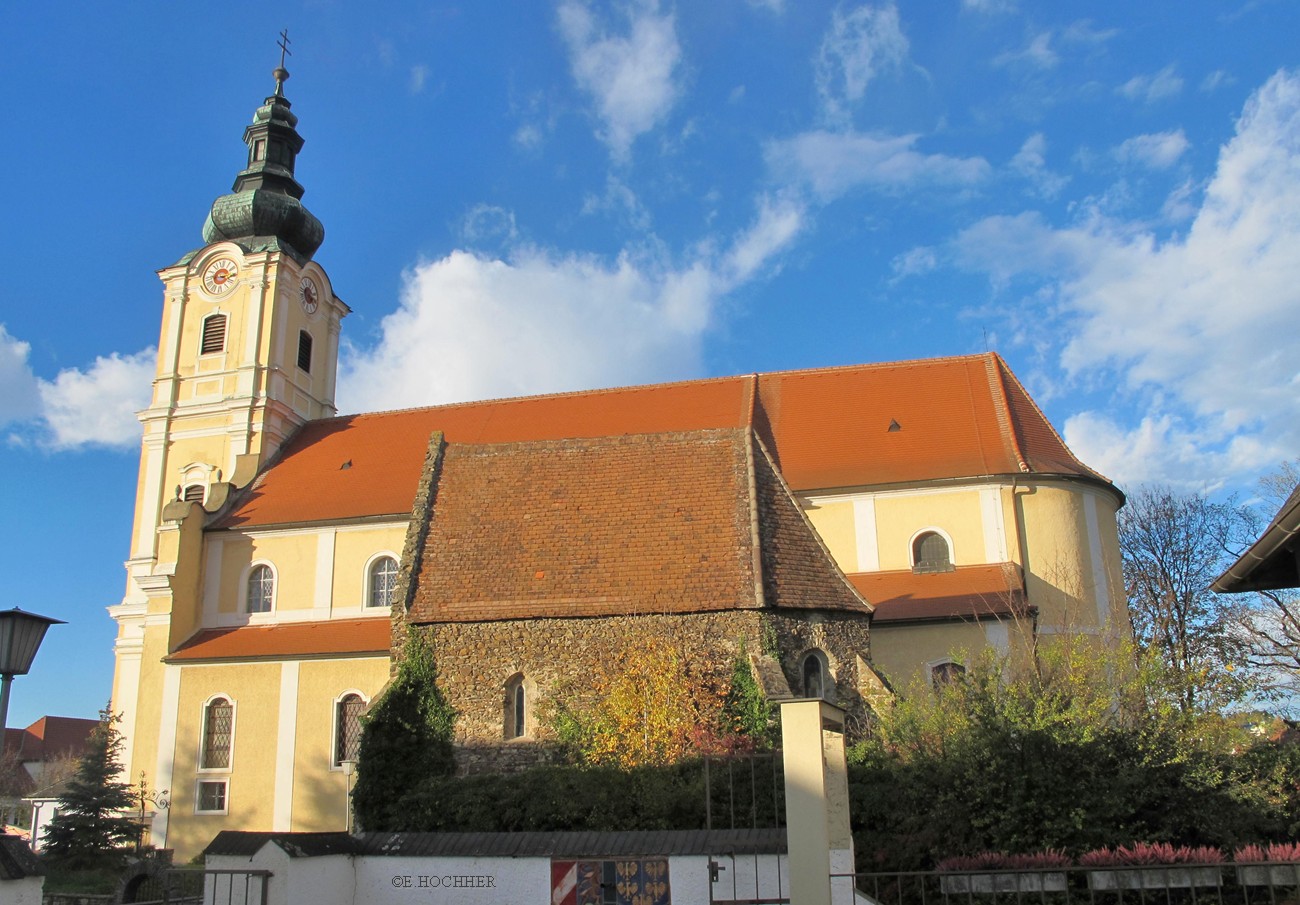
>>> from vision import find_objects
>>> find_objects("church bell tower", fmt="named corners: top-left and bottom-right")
top-left (122, 49), bottom-right (349, 609)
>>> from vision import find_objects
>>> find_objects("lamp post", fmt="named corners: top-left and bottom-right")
top-left (340, 759), bottom-right (358, 833)
top-left (0, 608), bottom-right (65, 760)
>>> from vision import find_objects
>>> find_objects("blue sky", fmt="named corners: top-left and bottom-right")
top-left (2, 1), bottom-right (1299, 726)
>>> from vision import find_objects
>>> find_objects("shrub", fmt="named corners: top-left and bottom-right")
top-left (1079, 843), bottom-right (1224, 866)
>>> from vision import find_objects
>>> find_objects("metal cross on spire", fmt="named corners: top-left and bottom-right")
top-left (273, 29), bottom-right (292, 95)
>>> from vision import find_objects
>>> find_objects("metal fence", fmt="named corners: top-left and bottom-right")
top-left (841, 863), bottom-right (1300, 905)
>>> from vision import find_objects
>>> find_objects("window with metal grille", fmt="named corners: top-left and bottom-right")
top-left (182, 484), bottom-right (204, 503)
top-left (196, 780), bottom-right (227, 813)
top-left (368, 557), bottom-right (398, 607)
top-left (297, 330), bottom-right (313, 373)
top-left (200, 314), bottom-right (227, 354)
top-left (335, 694), bottom-right (364, 766)
top-left (912, 531), bottom-right (953, 573)
top-left (201, 698), bottom-right (233, 769)
top-left (246, 565), bottom-right (274, 613)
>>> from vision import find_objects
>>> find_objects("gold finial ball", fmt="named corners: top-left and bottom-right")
top-left (273, 67), bottom-right (290, 84)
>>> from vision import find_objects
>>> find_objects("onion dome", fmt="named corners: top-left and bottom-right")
top-left (201, 62), bottom-right (324, 263)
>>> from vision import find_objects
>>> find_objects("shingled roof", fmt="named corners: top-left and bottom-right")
top-left (406, 429), bottom-right (870, 623)
top-left (212, 353), bottom-right (1110, 531)
top-left (849, 563), bottom-right (1030, 624)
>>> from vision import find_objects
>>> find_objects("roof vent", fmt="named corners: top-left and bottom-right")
top-left (340, 460), bottom-right (352, 470)
top-left (887, 419), bottom-right (902, 432)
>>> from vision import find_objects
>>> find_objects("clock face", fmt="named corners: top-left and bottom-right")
top-left (300, 277), bottom-right (320, 315)
top-left (202, 258), bottom-right (239, 296)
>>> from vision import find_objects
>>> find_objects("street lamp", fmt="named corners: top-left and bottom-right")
top-left (0, 608), bottom-right (65, 760)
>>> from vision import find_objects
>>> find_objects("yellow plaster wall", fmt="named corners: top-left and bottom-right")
top-left (1018, 484), bottom-right (1098, 629)
top-left (289, 658), bottom-right (391, 832)
top-left (870, 622), bottom-right (986, 691)
top-left (803, 500), bottom-right (858, 572)
top-left (117, 625), bottom-right (173, 781)
top-left (874, 491), bottom-right (985, 570)
top-left (168, 662), bottom-right (284, 859)
top-left (330, 527), bottom-right (407, 609)
top-left (214, 533), bottom-right (319, 614)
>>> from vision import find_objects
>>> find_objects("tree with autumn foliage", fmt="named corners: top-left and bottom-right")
top-left (545, 630), bottom-right (766, 767)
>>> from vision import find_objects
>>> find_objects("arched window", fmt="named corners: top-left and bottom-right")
top-left (200, 314), bottom-right (227, 355)
top-left (367, 556), bottom-right (399, 608)
top-left (334, 693), bottom-right (365, 767)
top-left (802, 651), bottom-right (831, 700)
top-left (504, 675), bottom-right (527, 739)
top-left (912, 531), bottom-right (953, 573)
top-left (200, 697), bottom-right (233, 770)
top-left (931, 660), bottom-right (967, 688)
top-left (246, 564), bottom-right (274, 614)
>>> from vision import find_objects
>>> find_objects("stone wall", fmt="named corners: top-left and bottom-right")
top-left (410, 607), bottom-right (879, 773)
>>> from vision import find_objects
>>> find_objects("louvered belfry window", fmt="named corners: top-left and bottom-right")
top-left (183, 484), bottom-right (205, 503)
top-left (335, 694), bottom-right (364, 766)
top-left (201, 314), bottom-right (227, 354)
top-left (201, 698), bottom-right (233, 769)
top-left (297, 330), bottom-right (313, 373)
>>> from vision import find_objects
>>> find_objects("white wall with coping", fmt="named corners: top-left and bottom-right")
top-left (206, 842), bottom-right (788, 905)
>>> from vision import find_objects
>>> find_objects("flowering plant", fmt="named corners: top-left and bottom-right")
top-left (1233, 842), bottom-right (1300, 863)
top-left (937, 850), bottom-right (1070, 871)
top-left (1080, 843), bottom-right (1224, 867)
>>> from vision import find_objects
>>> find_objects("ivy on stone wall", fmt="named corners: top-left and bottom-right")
top-left (352, 630), bottom-right (456, 831)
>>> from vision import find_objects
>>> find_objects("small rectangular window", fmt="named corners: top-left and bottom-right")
top-left (297, 330), bottom-right (313, 373)
top-left (201, 314), bottom-right (227, 355)
top-left (252, 139), bottom-right (266, 162)
top-left (196, 780), bottom-right (228, 814)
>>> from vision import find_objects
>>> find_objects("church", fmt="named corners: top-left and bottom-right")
top-left (108, 64), bottom-right (1127, 858)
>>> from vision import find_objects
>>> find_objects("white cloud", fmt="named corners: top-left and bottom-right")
top-left (1114, 129), bottom-right (1190, 169)
top-left (953, 70), bottom-right (1300, 487)
top-left (1118, 65), bottom-right (1184, 103)
top-left (890, 246), bottom-right (938, 282)
top-left (0, 325), bottom-right (41, 425)
top-left (814, 3), bottom-right (908, 124)
top-left (338, 200), bottom-right (805, 413)
top-left (461, 204), bottom-right (519, 244)
top-left (994, 31), bottom-right (1058, 70)
top-left (766, 130), bottom-right (990, 201)
top-left (37, 349), bottom-right (154, 450)
top-left (961, 0), bottom-right (1015, 12)
top-left (1011, 132), bottom-right (1068, 198)
top-left (409, 65), bottom-right (429, 95)
top-left (557, 0), bottom-right (683, 160)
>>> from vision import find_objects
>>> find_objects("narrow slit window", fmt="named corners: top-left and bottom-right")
top-left (201, 314), bottom-right (227, 354)
top-left (802, 653), bottom-right (824, 700)
top-left (297, 330), bottom-right (313, 373)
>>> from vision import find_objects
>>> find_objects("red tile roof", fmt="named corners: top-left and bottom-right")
top-left (213, 354), bottom-right (1108, 531)
top-left (167, 618), bottom-right (391, 661)
top-left (849, 563), bottom-right (1029, 624)
top-left (407, 430), bottom-right (870, 623)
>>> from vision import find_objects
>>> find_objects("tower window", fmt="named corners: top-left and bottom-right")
top-left (912, 531), bottom-right (953, 573)
top-left (200, 697), bottom-right (233, 770)
top-left (334, 693), bottom-right (365, 767)
top-left (297, 330), bottom-right (313, 373)
top-left (246, 564), bottom-right (275, 614)
top-left (252, 138), bottom-right (266, 162)
top-left (201, 314), bottom-right (227, 354)
top-left (368, 556), bottom-right (399, 608)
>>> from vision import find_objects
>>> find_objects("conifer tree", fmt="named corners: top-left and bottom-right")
top-left (41, 709), bottom-right (137, 867)
top-left (352, 631), bottom-right (456, 831)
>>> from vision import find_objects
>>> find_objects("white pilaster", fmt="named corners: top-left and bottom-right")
top-left (273, 662), bottom-right (300, 831)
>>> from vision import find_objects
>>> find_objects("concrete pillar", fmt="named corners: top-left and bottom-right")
top-left (780, 699), bottom-right (855, 905)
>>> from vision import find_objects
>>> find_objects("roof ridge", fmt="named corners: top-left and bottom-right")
top-left (754, 351), bottom-right (991, 381)
top-left (990, 353), bottom-right (1113, 484)
top-left (982, 352), bottom-right (1030, 473)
